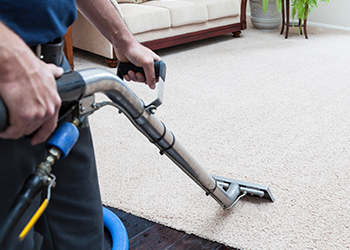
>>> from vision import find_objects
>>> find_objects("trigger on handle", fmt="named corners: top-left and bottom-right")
top-left (146, 77), bottom-right (164, 109)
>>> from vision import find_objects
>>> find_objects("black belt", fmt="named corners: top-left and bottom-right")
top-left (30, 37), bottom-right (64, 66)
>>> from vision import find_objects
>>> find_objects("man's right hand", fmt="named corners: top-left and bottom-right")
top-left (0, 22), bottom-right (63, 145)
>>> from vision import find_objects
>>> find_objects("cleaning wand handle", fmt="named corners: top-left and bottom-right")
top-left (117, 60), bottom-right (166, 82)
top-left (117, 60), bottom-right (166, 109)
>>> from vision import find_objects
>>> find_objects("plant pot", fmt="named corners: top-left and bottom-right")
top-left (250, 0), bottom-right (281, 30)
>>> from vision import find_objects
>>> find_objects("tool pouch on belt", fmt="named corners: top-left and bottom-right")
top-left (31, 37), bottom-right (64, 66)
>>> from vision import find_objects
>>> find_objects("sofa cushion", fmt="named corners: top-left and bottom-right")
top-left (110, 0), bottom-right (124, 18)
top-left (142, 0), bottom-right (208, 27)
top-left (116, 0), bottom-right (134, 3)
top-left (115, 0), bottom-right (147, 3)
top-left (120, 4), bottom-right (171, 34)
top-left (186, 0), bottom-right (240, 20)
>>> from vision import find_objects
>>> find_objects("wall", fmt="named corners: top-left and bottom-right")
top-left (307, 0), bottom-right (350, 30)
top-left (246, 0), bottom-right (350, 31)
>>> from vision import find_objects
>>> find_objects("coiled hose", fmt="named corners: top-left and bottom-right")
top-left (103, 207), bottom-right (129, 250)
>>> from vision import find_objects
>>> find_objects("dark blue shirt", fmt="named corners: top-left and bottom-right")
top-left (0, 0), bottom-right (77, 46)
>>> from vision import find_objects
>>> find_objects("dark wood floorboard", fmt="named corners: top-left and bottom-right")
top-left (103, 206), bottom-right (239, 250)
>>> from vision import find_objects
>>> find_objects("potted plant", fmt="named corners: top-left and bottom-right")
top-left (249, 0), bottom-right (282, 30)
top-left (290, 0), bottom-right (329, 30)
top-left (250, 0), bottom-right (329, 31)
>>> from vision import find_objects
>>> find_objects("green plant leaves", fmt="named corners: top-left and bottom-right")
top-left (291, 0), bottom-right (330, 20)
top-left (260, 0), bottom-right (329, 33)
top-left (262, 0), bottom-right (283, 13)
top-left (263, 0), bottom-right (269, 12)
top-left (290, 0), bottom-right (329, 30)
top-left (276, 0), bottom-right (282, 12)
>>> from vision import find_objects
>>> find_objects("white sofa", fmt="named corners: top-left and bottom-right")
top-left (72, 0), bottom-right (247, 67)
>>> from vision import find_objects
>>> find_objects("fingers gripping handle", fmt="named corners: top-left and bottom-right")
top-left (117, 60), bottom-right (167, 108)
top-left (117, 60), bottom-right (166, 81)
top-left (0, 71), bottom-right (86, 133)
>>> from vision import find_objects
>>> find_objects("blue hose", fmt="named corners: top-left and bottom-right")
top-left (46, 122), bottom-right (79, 159)
top-left (103, 207), bottom-right (129, 250)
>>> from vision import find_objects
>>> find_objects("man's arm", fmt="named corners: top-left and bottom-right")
top-left (0, 22), bottom-right (63, 145)
top-left (75, 0), bottom-right (160, 89)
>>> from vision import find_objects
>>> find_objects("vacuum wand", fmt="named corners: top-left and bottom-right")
top-left (0, 62), bottom-right (274, 210)
top-left (125, 98), bottom-right (274, 209)
top-left (110, 62), bottom-right (275, 209)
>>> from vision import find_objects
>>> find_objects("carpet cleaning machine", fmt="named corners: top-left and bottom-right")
top-left (0, 61), bottom-right (274, 247)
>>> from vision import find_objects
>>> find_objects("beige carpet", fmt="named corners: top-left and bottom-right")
top-left (73, 21), bottom-right (350, 249)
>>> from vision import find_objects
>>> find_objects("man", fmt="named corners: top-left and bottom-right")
top-left (0, 0), bottom-right (160, 249)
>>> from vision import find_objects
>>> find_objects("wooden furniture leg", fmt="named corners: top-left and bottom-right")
top-left (106, 58), bottom-right (118, 68)
top-left (304, 5), bottom-right (309, 39)
top-left (233, 31), bottom-right (241, 37)
top-left (63, 26), bottom-right (74, 70)
top-left (304, 19), bottom-right (308, 39)
top-left (280, 0), bottom-right (285, 35)
top-left (285, 0), bottom-right (290, 39)
top-left (281, 0), bottom-right (308, 39)
top-left (240, 0), bottom-right (248, 30)
top-left (106, 50), bottom-right (119, 68)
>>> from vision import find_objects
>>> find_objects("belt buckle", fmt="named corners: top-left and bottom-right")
top-left (33, 37), bottom-right (64, 65)
top-left (35, 44), bottom-right (43, 60)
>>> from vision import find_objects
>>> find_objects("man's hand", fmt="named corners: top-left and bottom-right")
top-left (75, 0), bottom-right (160, 89)
top-left (116, 43), bottom-right (160, 89)
top-left (0, 22), bottom-right (63, 145)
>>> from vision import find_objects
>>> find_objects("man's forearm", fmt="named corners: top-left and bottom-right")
top-left (75, 0), bottom-right (136, 54)
top-left (0, 21), bottom-right (32, 81)
top-left (75, 0), bottom-right (160, 87)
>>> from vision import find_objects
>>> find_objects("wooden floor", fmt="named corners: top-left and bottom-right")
top-left (103, 206), bottom-right (239, 250)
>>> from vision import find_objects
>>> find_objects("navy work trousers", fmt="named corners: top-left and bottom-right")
top-left (0, 55), bottom-right (104, 250)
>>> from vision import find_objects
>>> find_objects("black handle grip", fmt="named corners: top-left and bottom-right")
top-left (0, 61), bottom-right (167, 133)
top-left (117, 60), bottom-right (166, 82)
top-left (0, 70), bottom-right (86, 133)
top-left (56, 70), bottom-right (86, 102)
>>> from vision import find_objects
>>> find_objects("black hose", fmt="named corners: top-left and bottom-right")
top-left (0, 174), bottom-right (43, 248)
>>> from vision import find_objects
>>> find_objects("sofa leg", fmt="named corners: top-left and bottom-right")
top-left (232, 31), bottom-right (241, 37)
top-left (106, 58), bottom-right (118, 68)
